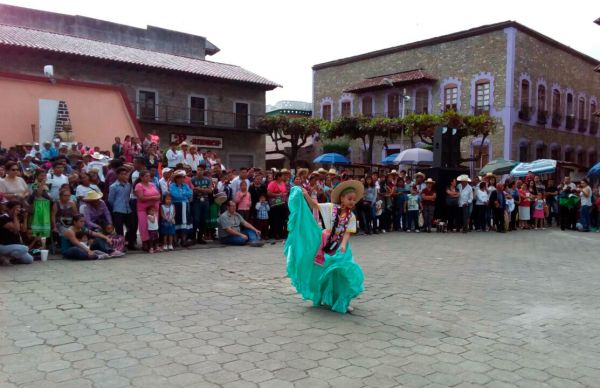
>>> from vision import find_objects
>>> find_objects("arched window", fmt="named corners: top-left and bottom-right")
top-left (535, 143), bottom-right (547, 160)
top-left (537, 85), bottom-right (547, 125)
top-left (444, 84), bottom-right (458, 111)
top-left (518, 141), bottom-right (529, 162)
top-left (387, 93), bottom-right (399, 118)
top-left (551, 89), bottom-right (561, 127)
top-left (475, 80), bottom-right (491, 115)
top-left (550, 145), bottom-right (561, 161)
top-left (415, 89), bottom-right (429, 114)
top-left (577, 149), bottom-right (586, 166)
top-left (566, 93), bottom-right (575, 130)
top-left (519, 80), bottom-right (530, 120)
top-left (361, 96), bottom-right (373, 117)
top-left (564, 147), bottom-right (574, 163)
top-left (591, 101), bottom-right (599, 135)
top-left (322, 104), bottom-right (332, 121)
top-left (578, 98), bottom-right (586, 133)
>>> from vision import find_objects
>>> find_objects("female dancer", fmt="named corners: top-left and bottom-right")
top-left (285, 180), bottom-right (364, 313)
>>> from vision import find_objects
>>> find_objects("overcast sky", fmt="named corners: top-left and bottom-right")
top-left (4, 0), bottom-right (600, 105)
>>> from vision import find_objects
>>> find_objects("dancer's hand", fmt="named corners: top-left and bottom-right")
top-left (339, 245), bottom-right (346, 253)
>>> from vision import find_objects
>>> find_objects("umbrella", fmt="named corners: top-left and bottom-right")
top-left (394, 148), bottom-right (433, 166)
top-left (313, 153), bottom-right (350, 165)
top-left (480, 158), bottom-right (519, 175)
top-left (381, 153), bottom-right (400, 165)
top-left (587, 161), bottom-right (600, 179)
top-left (510, 159), bottom-right (557, 177)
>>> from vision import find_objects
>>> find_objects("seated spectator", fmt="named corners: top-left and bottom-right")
top-left (52, 188), bottom-right (78, 235)
top-left (80, 191), bottom-right (112, 231)
top-left (218, 200), bottom-right (263, 246)
top-left (60, 214), bottom-right (121, 260)
top-left (0, 199), bottom-right (33, 265)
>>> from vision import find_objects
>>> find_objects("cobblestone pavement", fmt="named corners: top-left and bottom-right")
top-left (2, 230), bottom-right (600, 388)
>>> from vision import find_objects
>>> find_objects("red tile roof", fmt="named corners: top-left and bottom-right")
top-left (343, 69), bottom-right (436, 93)
top-left (0, 24), bottom-right (280, 89)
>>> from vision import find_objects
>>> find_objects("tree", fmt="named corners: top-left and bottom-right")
top-left (323, 116), bottom-right (404, 164)
top-left (256, 116), bottom-right (322, 168)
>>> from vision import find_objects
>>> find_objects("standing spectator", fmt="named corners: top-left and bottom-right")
top-left (185, 145), bottom-right (202, 172)
top-left (234, 180), bottom-right (252, 220)
top-left (146, 207), bottom-right (160, 253)
top-left (40, 141), bottom-right (57, 161)
top-left (392, 177), bottom-right (407, 232)
top-left (0, 200), bottom-right (33, 265)
top-left (518, 182), bottom-right (532, 229)
top-left (231, 167), bottom-right (251, 198)
top-left (166, 141), bottom-right (183, 168)
top-left (558, 176), bottom-right (577, 231)
top-left (160, 193), bottom-right (176, 251)
top-left (405, 185), bottom-right (421, 233)
top-left (445, 178), bottom-right (460, 232)
top-left (414, 172), bottom-right (426, 193)
top-left (545, 179), bottom-right (559, 227)
top-left (46, 161), bottom-right (69, 201)
top-left (249, 174), bottom-right (267, 221)
top-left (122, 135), bottom-right (133, 163)
top-left (75, 172), bottom-right (101, 204)
top-left (421, 178), bottom-right (437, 233)
top-left (29, 174), bottom-right (52, 239)
top-left (267, 172), bottom-right (288, 240)
top-left (159, 168), bottom-right (173, 198)
top-left (108, 167), bottom-right (136, 249)
top-left (474, 182), bottom-right (489, 231)
top-left (134, 170), bottom-right (161, 251)
top-left (169, 170), bottom-right (193, 247)
top-left (144, 142), bottom-right (161, 170)
top-left (490, 183), bottom-right (506, 233)
top-left (361, 176), bottom-right (377, 234)
top-left (112, 137), bottom-right (123, 159)
top-left (578, 178), bottom-right (592, 232)
top-left (457, 175), bottom-right (473, 233)
top-left (254, 194), bottom-right (270, 239)
top-left (532, 191), bottom-right (546, 230)
top-left (191, 166), bottom-right (212, 244)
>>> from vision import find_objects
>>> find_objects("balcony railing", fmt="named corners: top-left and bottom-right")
top-left (565, 115), bottom-right (575, 130)
top-left (551, 112), bottom-right (562, 127)
top-left (474, 105), bottom-right (490, 116)
top-left (578, 119), bottom-right (588, 133)
top-left (518, 105), bottom-right (531, 121)
top-left (536, 110), bottom-right (548, 125)
top-left (590, 120), bottom-right (599, 135)
top-left (131, 101), bottom-right (263, 130)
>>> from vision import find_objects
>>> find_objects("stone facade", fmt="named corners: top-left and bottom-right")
top-left (313, 21), bottom-right (600, 174)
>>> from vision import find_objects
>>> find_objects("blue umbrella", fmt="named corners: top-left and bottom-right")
top-left (313, 153), bottom-right (350, 165)
top-left (587, 161), bottom-right (600, 179)
top-left (381, 153), bottom-right (400, 165)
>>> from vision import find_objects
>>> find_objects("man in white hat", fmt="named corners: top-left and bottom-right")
top-left (166, 141), bottom-right (183, 168)
top-left (29, 142), bottom-right (41, 158)
top-left (457, 175), bottom-right (473, 233)
top-left (80, 190), bottom-right (112, 231)
top-left (41, 140), bottom-right (57, 161)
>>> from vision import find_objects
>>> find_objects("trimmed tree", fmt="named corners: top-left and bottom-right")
top-left (256, 116), bottom-right (322, 169)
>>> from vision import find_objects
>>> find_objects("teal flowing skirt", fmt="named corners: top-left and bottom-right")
top-left (284, 186), bottom-right (364, 313)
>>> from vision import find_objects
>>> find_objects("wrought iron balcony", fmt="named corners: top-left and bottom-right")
top-left (131, 101), bottom-right (263, 130)
top-left (536, 110), bottom-right (547, 125)
top-left (565, 115), bottom-right (575, 130)
top-left (518, 105), bottom-right (531, 121)
top-left (590, 120), bottom-right (599, 135)
top-left (578, 119), bottom-right (588, 133)
top-left (474, 105), bottom-right (490, 116)
top-left (551, 112), bottom-right (562, 127)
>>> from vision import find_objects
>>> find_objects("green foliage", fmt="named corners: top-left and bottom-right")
top-left (321, 138), bottom-right (351, 156)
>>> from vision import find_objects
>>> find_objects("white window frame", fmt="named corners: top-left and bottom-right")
top-left (136, 88), bottom-right (159, 120)
top-left (188, 94), bottom-right (208, 124)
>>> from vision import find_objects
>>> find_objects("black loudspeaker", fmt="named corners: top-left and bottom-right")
top-left (426, 167), bottom-right (469, 221)
top-left (433, 127), bottom-right (461, 168)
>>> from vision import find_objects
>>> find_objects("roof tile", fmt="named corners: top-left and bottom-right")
top-left (0, 24), bottom-right (279, 89)
top-left (343, 69), bottom-right (436, 93)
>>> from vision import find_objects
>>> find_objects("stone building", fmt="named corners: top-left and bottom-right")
top-left (0, 4), bottom-right (279, 169)
top-left (313, 21), bottom-right (600, 176)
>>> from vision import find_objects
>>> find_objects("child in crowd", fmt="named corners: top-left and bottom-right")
top-left (405, 185), bottom-right (422, 232)
top-left (146, 207), bottom-right (160, 253)
top-left (29, 174), bottom-right (52, 242)
top-left (103, 224), bottom-right (125, 252)
top-left (533, 191), bottom-right (546, 229)
top-left (160, 193), bottom-right (176, 251)
top-left (255, 194), bottom-right (270, 240)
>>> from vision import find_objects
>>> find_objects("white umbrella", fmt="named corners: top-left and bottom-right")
top-left (393, 148), bottom-right (433, 166)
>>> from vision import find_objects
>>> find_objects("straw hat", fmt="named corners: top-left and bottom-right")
top-left (91, 152), bottom-right (106, 160)
top-left (425, 178), bottom-right (436, 184)
top-left (330, 180), bottom-right (364, 204)
top-left (173, 170), bottom-right (186, 178)
top-left (162, 167), bottom-right (172, 175)
top-left (485, 172), bottom-right (496, 178)
top-left (317, 167), bottom-right (327, 174)
top-left (457, 174), bottom-right (472, 183)
top-left (83, 190), bottom-right (103, 201)
top-left (415, 172), bottom-right (426, 178)
top-left (214, 192), bottom-right (228, 205)
top-left (180, 141), bottom-right (188, 147)
top-left (297, 168), bottom-right (309, 175)
top-left (281, 168), bottom-right (290, 174)
top-left (390, 169), bottom-right (398, 175)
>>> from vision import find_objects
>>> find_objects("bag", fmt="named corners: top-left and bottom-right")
top-left (111, 235), bottom-right (125, 252)
top-left (418, 211), bottom-right (424, 228)
top-left (543, 204), bottom-right (549, 218)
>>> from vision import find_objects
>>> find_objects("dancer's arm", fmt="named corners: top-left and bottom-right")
top-left (339, 231), bottom-right (351, 253)
top-left (301, 188), bottom-right (318, 211)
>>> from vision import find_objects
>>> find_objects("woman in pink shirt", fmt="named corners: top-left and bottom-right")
top-left (234, 181), bottom-right (252, 220)
top-left (267, 172), bottom-right (289, 240)
top-left (122, 135), bottom-right (133, 163)
top-left (135, 170), bottom-right (161, 252)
